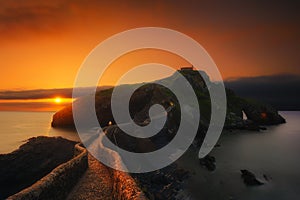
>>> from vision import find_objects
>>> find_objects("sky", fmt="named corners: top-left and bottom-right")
top-left (0, 0), bottom-right (299, 110)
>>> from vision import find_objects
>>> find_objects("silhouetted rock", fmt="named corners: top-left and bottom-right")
top-left (51, 104), bottom-right (75, 128)
top-left (263, 174), bottom-right (271, 181)
top-left (0, 136), bottom-right (76, 199)
top-left (51, 69), bottom-right (286, 136)
top-left (259, 126), bottom-right (267, 130)
top-left (240, 169), bottom-right (264, 186)
top-left (49, 69), bottom-right (286, 199)
top-left (241, 100), bottom-right (286, 125)
top-left (214, 144), bottom-right (221, 148)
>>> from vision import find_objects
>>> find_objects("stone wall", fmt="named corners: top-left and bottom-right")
top-left (94, 134), bottom-right (148, 200)
top-left (7, 138), bottom-right (148, 200)
top-left (7, 144), bottom-right (88, 200)
top-left (110, 168), bottom-right (148, 200)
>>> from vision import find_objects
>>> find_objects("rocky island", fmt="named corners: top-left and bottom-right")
top-left (49, 69), bottom-right (285, 199)
top-left (0, 68), bottom-right (286, 200)
top-left (52, 68), bottom-right (285, 134)
top-left (0, 69), bottom-right (286, 200)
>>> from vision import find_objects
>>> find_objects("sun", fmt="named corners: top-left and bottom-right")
top-left (54, 97), bottom-right (62, 104)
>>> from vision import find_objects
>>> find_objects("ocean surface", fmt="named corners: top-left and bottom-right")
top-left (178, 111), bottom-right (300, 200)
top-left (0, 111), bottom-right (299, 199)
top-left (0, 111), bottom-right (79, 154)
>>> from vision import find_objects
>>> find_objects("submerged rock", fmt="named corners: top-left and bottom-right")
top-left (259, 126), bottom-right (267, 131)
top-left (240, 169), bottom-right (264, 186)
top-left (214, 144), bottom-right (221, 148)
top-left (263, 174), bottom-right (272, 181)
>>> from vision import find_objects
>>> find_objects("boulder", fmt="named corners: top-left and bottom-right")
top-left (240, 169), bottom-right (264, 186)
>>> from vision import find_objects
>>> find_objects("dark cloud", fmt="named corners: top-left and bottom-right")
top-left (0, 1), bottom-right (69, 33)
top-left (0, 86), bottom-right (111, 100)
top-left (225, 74), bottom-right (300, 110)
top-left (0, 88), bottom-right (72, 99)
top-left (0, 0), bottom-right (299, 91)
top-left (0, 74), bottom-right (299, 111)
top-left (1, 0), bottom-right (299, 32)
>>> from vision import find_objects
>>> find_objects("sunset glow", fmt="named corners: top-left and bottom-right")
top-left (0, 1), bottom-right (299, 111)
top-left (0, 1), bottom-right (299, 91)
top-left (54, 97), bottom-right (62, 104)
top-left (0, 98), bottom-right (74, 112)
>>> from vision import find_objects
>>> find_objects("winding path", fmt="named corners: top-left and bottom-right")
top-left (67, 154), bottom-right (113, 200)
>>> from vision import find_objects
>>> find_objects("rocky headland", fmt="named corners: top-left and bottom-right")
top-left (1, 69), bottom-right (284, 199)
top-left (52, 69), bottom-right (285, 132)
top-left (50, 69), bottom-right (286, 199)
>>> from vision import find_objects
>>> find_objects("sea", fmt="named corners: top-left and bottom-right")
top-left (0, 111), bottom-right (299, 199)
top-left (178, 111), bottom-right (300, 200)
top-left (0, 111), bottom-right (79, 154)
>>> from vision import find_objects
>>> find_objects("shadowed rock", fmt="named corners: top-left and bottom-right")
top-left (52, 69), bottom-right (285, 135)
top-left (240, 169), bottom-right (264, 186)
top-left (0, 136), bottom-right (76, 199)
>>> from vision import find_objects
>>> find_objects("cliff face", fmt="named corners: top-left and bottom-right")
top-left (51, 104), bottom-right (74, 128)
top-left (52, 69), bottom-right (285, 133)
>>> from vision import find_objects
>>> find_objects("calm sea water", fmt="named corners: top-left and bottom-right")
top-left (1, 111), bottom-right (299, 199)
top-left (178, 111), bottom-right (300, 200)
top-left (0, 111), bottom-right (79, 154)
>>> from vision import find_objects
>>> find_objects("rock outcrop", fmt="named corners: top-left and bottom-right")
top-left (240, 169), bottom-right (264, 186)
top-left (51, 105), bottom-right (75, 128)
top-left (241, 100), bottom-right (286, 125)
top-left (8, 143), bottom-right (88, 200)
top-left (52, 69), bottom-right (285, 134)
top-left (225, 88), bottom-right (285, 130)
top-left (48, 69), bottom-right (285, 199)
top-left (0, 137), bottom-right (79, 199)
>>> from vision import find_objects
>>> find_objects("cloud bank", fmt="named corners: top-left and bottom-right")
top-left (0, 86), bottom-right (111, 100)
top-left (225, 74), bottom-right (300, 110)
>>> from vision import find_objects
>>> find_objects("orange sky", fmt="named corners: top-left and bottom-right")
top-left (0, 1), bottom-right (299, 92)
